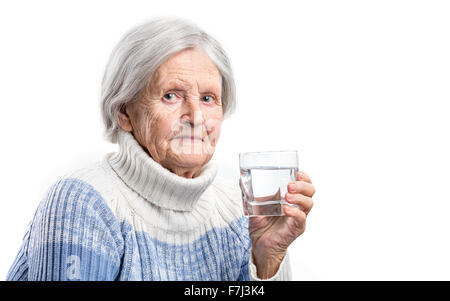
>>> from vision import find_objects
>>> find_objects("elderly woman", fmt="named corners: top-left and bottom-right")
top-left (7, 17), bottom-right (315, 281)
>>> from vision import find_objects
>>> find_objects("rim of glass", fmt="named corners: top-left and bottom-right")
top-left (239, 150), bottom-right (298, 156)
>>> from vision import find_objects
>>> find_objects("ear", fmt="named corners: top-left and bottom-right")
top-left (117, 104), bottom-right (133, 132)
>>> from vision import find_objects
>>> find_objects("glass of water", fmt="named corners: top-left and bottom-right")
top-left (239, 150), bottom-right (299, 216)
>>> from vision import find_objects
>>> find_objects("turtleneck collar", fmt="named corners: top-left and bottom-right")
top-left (106, 130), bottom-right (218, 212)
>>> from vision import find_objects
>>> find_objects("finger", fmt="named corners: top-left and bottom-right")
top-left (297, 171), bottom-right (312, 184)
top-left (285, 193), bottom-right (313, 215)
top-left (283, 205), bottom-right (307, 232)
top-left (287, 181), bottom-right (316, 197)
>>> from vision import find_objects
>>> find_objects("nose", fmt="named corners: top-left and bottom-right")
top-left (180, 99), bottom-right (204, 126)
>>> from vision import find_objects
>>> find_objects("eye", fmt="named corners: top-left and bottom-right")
top-left (201, 95), bottom-right (214, 103)
top-left (163, 93), bottom-right (181, 103)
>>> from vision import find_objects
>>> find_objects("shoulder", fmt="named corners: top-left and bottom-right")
top-left (62, 159), bottom-right (116, 195)
top-left (42, 160), bottom-right (116, 220)
top-left (25, 176), bottom-right (125, 280)
top-left (31, 171), bottom-right (124, 252)
top-left (57, 158), bottom-right (123, 213)
top-left (39, 176), bottom-right (112, 216)
top-left (36, 176), bottom-right (121, 231)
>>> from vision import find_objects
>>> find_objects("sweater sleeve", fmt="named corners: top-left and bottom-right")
top-left (6, 178), bottom-right (124, 281)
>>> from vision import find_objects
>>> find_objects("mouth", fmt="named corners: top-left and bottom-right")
top-left (172, 136), bottom-right (203, 142)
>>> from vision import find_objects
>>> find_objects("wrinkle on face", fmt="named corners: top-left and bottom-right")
top-left (123, 48), bottom-right (223, 178)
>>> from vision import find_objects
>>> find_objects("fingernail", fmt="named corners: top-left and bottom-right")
top-left (288, 183), bottom-right (296, 192)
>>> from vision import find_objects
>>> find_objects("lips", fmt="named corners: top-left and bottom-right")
top-left (173, 136), bottom-right (203, 141)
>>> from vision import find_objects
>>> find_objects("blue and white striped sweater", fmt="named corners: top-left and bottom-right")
top-left (8, 178), bottom-right (251, 280)
top-left (7, 131), bottom-right (291, 281)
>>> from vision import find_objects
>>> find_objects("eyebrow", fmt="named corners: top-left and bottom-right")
top-left (199, 84), bottom-right (221, 95)
top-left (161, 80), bottom-right (221, 95)
top-left (162, 79), bottom-right (190, 88)
top-left (157, 80), bottom-right (189, 94)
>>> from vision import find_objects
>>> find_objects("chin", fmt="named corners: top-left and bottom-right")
top-left (177, 154), bottom-right (206, 164)
top-left (170, 152), bottom-right (211, 166)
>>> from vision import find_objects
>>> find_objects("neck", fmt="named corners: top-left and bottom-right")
top-left (106, 130), bottom-right (218, 211)
top-left (170, 166), bottom-right (201, 179)
top-left (140, 142), bottom-right (208, 179)
top-left (161, 161), bottom-right (211, 179)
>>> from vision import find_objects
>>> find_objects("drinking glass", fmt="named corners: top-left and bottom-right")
top-left (239, 150), bottom-right (299, 216)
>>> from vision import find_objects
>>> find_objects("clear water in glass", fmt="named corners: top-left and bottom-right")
top-left (240, 165), bottom-right (298, 216)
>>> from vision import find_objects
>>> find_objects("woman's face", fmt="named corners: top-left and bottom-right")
top-left (118, 48), bottom-right (223, 178)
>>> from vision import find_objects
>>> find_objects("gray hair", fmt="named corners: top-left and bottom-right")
top-left (100, 16), bottom-right (236, 143)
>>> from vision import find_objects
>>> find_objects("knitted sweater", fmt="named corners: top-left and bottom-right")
top-left (6, 131), bottom-right (292, 281)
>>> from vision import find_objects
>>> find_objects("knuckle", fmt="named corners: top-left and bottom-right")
top-left (298, 211), bottom-right (307, 227)
top-left (296, 181), bottom-right (305, 192)
top-left (304, 197), bottom-right (313, 210)
top-left (311, 185), bottom-right (316, 196)
top-left (296, 208), bottom-right (306, 220)
top-left (293, 211), bottom-right (306, 229)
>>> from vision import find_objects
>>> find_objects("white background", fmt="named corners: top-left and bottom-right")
top-left (1, 0), bottom-right (449, 280)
